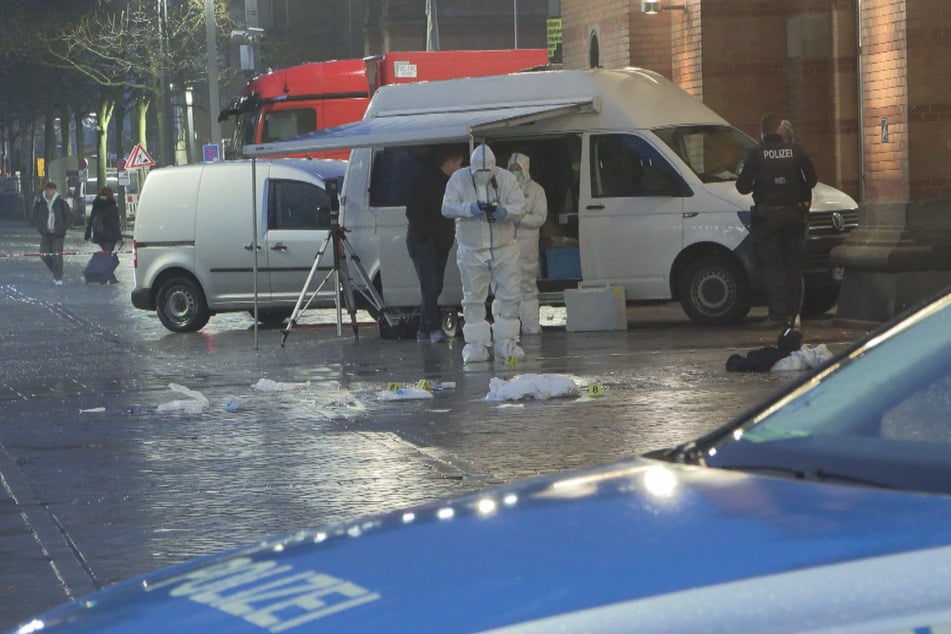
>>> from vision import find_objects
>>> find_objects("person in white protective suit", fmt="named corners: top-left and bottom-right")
top-left (442, 144), bottom-right (526, 363)
top-left (505, 152), bottom-right (548, 335)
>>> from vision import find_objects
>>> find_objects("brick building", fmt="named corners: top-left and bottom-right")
top-left (562, 0), bottom-right (951, 322)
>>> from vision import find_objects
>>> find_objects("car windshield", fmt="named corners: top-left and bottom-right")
top-left (695, 291), bottom-right (951, 495)
top-left (653, 124), bottom-right (756, 183)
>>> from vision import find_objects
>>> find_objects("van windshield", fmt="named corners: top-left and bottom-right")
top-left (653, 125), bottom-right (756, 183)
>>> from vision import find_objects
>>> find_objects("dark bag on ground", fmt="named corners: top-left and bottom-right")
top-left (82, 250), bottom-right (119, 284)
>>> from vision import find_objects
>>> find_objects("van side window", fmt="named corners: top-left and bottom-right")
top-left (590, 134), bottom-right (684, 198)
top-left (267, 179), bottom-right (332, 230)
top-left (369, 147), bottom-right (423, 207)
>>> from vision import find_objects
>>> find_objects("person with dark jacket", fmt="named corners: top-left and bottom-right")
top-left (84, 186), bottom-right (122, 252)
top-left (31, 182), bottom-right (73, 285)
top-left (406, 147), bottom-right (464, 342)
top-left (736, 114), bottom-right (818, 330)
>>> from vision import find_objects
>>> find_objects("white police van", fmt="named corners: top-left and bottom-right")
top-left (245, 68), bottom-right (859, 327)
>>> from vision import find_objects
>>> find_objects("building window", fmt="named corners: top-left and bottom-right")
top-left (589, 30), bottom-right (600, 68)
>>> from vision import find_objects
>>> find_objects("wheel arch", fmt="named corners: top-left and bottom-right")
top-left (151, 267), bottom-right (212, 314)
top-left (670, 242), bottom-right (751, 301)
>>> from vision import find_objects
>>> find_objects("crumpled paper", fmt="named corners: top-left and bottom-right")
top-left (157, 383), bottom-right (209, 414)
top-left (771, 344), bottom-right (834, 372)
top-left (485, 374), bottom-right (581, 402)
top-left (251, 378), bottom-right (311, 392)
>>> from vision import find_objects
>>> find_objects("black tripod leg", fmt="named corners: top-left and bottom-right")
top-left (333, 231), bottom-right (360, 337)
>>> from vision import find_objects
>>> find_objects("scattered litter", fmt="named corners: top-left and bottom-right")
top-left (485, 374), bottom-right (581, 402)
top-left (157, 400), bottom-right (205, 414)
top-left (771, 344), bottom-right (833, 372)
top-left (251, 378), bottom-right (311, 392)
top-left (168, 383), bottom-right (209, 406)
top-left (378, 387), bottom-right (434, 401)
top-left (156, 383), bottom-right (209, 414)
top-left (79, 407), bottom-right (106, 413)
top-left (124, 407), bottom-right (154, 416)
top-left (223, 398), bottom-right (243, 412)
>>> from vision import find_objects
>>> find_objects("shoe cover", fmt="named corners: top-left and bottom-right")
top-left (462, 343), bottom-right (491, 364)
top-left (463, 320), bottom-right (492, 348)
top-left (494, 339), bottom-right (525, 360)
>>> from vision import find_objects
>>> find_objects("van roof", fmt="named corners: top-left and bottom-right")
top-left (366, 67), bottom-right (728, 130)
top-left (245, 68), bottom-right (728, 158)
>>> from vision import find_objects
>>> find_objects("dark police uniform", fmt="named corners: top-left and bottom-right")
top-left (736, 132), bottom-right (817, 324)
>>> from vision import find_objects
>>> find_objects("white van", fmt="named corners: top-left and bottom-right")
top-left (247, 68), bottom-right (859, 327)
top-left (131, 159), bottom-right (346, 332)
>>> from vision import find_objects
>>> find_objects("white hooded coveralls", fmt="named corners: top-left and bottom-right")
top-left (442, 145), bottom-right (526, 363)
top-left (505, 152), bottom-right (548, 334)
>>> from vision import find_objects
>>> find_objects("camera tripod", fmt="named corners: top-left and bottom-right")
top-left (280, 180), bottom-right (393, 347)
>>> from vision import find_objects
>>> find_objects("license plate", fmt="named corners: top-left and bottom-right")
top-left (833, 267), bottom-right (845, 281)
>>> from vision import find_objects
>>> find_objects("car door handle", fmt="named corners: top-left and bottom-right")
top-left (269, 243), bottom-right (288, 251)
top-left (244, 242), bottom-right (262, 250)
top-left (586, 205), bottom-right (605, 210)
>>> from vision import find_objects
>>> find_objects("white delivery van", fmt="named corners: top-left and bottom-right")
top-left (131, 159), bottom-right (346, 332)
top-left (246, 68), bottom-right (859, 327)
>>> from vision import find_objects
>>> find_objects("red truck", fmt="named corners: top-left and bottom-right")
top-left (220, 48), bottom-right (550, 159)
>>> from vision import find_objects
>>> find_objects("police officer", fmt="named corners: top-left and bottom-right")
top-left (736, 114), bottom-right (817, 330)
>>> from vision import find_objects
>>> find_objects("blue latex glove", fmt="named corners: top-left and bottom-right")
top-left (469, 202), bottom-right (484, 216)
top-left (492, 206), bottom-right (509, 222)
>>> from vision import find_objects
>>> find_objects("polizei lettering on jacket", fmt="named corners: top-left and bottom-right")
top-left (763, 148), bottom-right (794, 159)
top-left (144, 557), bottom-right (380, 632)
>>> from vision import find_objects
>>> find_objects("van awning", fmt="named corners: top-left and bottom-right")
top-left (244, 98), bottom-right (599, 157)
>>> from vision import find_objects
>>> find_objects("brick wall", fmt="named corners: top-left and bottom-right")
top-left (562, 0), bottom-right (630, 69)
top-left (861, 0), bottom-right (909, 203)
top-left (906, 0), bottom-right (951, 201)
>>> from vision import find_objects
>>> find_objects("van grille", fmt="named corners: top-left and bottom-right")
top-left (808, 209), bottom-right (860, 236)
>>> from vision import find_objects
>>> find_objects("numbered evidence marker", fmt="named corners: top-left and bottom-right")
top-left (587, 383), bottom-right (604, 397)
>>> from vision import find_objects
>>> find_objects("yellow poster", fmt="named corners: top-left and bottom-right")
top-left (36, 158), bottom-right (45, 178)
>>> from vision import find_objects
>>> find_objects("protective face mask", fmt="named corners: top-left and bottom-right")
top-left (512, 171), bottom-right (525, 183)
top-left (472, 170), bottom-right (493, 188)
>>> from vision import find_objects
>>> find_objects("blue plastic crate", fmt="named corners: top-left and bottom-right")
top-left (542, 247), bottom-right (581, 279)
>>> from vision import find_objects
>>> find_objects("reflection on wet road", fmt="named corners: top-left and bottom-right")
top-left (0, 219), bottom-right (866, 628)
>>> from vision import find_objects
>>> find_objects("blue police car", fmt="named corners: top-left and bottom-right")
top-left (13, 290), bottom-right (951, 633)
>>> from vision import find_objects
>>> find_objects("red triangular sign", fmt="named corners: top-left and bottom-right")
top-left (126, 144), bottom-right (156, 169)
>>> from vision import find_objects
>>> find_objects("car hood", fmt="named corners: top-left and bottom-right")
top-left (22, 457), bottom-right (951, 633)
top-left (702, 181), bottom-right (858, 213)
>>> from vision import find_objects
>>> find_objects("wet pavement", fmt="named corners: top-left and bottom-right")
top-left (0, 217), bottom-right (872, 631)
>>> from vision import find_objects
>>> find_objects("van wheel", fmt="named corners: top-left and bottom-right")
top-left (678, 255), bottom-right (751, 325)
top-left (156, 277), bottom-right (210, 333)
top-left (251, 309), bottom-right (292, 328)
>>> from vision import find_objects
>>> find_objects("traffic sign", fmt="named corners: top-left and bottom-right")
top-left (202, 144), bottom-right (221, 163)
top-left (125, 144), bottom-right (156, 170)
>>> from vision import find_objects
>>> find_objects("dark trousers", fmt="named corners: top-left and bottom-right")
top-left (754, 205), bottom-right (805, 321)
top-left (39, 233), bottom-right (65, 281)
top-left (97, 241), bottom-right (117, 252)
top-left (407, 236), bottom-right (451, 334)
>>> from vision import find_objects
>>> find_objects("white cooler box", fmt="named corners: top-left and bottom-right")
top-left (565, 286), bottom-right (627, 332)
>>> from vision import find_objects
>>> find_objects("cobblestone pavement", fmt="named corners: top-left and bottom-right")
top-left (0, 218), bottom-right (871, 630)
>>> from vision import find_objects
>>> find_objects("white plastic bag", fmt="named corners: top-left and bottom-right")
top-left (485, 374), bottom-right (580, 402)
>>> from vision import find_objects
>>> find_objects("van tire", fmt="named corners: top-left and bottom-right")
top-left (678, 256), bottom-right (751, 325)
top-left (155, 277), bottom-right (210, 333)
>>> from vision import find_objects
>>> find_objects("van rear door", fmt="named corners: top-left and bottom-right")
top-left (580, 133), bottom-right (689, 299)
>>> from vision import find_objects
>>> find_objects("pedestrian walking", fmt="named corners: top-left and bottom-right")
top-left (31, 182), bottom-right (73, 285)
top-left (84, 187), bottom-right (122, 252)
top-left (504, 152), bottom-right (548, 335)
top-left (406, 147), bottom-right (465, 343)
top-left (442, 144), bottom-right (526, 363)
top-left (736, 114), bottom-right (818, 331)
